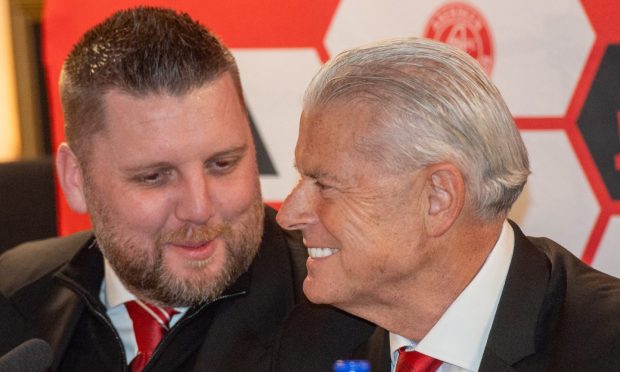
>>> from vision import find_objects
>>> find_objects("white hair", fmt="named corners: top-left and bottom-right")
top-left (303, 37), bottom-right (530, 220)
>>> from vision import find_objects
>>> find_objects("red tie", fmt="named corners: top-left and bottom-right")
top-left (125, 300), bottom-right (177, 372)
top-left (395, 347), bottom-right (442, 372)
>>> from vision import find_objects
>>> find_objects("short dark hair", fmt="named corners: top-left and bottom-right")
top-left (60, 6), bottom-right (243, 160)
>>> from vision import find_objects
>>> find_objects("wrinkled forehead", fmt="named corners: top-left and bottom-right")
top-left (296, 100), bottom-right (394, 169)
top-left (299, 101), bottom-right (367, 144)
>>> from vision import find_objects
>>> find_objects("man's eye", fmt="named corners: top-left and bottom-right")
top-left (136, 169), bottom-right (171, 185)
top-left (208, 157), bottom-right (239, 174)
top-left (315, 180), bottom-right (330, 191)
top-left (141, 173), bottom-right (161, 183)
top-left (214, 160), bottom-right (232, 169)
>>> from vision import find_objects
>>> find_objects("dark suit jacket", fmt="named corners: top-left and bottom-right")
top-left (274, 222), bottom-right (620, 372)
top-left (0, 207), bottom-right (309, 372)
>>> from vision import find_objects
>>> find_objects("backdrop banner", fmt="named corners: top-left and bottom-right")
top-left (43, 0), bottom-right (620, 277)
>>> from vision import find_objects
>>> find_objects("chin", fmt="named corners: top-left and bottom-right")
top-left (168, 257), bottom-right (223, 282)
top-left (303, 279), bottom-right (335, 305)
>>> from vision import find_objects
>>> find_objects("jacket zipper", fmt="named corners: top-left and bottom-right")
top-left (60, 278), bottom-right (129, 372)
top-left (61, 274), bottom-right (247, 372)
top-left (144, 291), bottom-right (247, 371)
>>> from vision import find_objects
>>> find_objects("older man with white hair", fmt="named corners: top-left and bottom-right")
top-left (274, 38), bottom-right (620, 372)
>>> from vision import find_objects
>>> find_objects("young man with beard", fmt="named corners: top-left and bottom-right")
top-left (0, 7), bottom-right (307, 371)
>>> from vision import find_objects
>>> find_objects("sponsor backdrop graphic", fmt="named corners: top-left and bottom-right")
top-left (43, 0), bottom-right (620, 277)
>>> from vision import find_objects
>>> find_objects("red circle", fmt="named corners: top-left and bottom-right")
top-left (424, 2), bottom-right (495, 75)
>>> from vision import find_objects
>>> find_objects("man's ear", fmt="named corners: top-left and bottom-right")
top-left (56, 143), bottom-right (88, 214)
top-left (424, 163), bottom-right (465, 237)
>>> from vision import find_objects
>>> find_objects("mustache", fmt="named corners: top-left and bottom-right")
top-left (157, 223), bottom-right (232, 246)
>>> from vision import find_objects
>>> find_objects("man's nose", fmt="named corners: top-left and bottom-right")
top-left (276, 182), bottom-right (317, 231)
top-left (175, 172), bottom-right (213, 225)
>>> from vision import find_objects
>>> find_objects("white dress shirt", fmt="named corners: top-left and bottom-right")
top-left (390, 221), bottom-right (515, 372)
top-left (99, 259), bottom-right (187, 364)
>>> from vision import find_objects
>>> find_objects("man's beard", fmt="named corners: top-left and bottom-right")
top-left (90, 196), bottom-right (265, 308)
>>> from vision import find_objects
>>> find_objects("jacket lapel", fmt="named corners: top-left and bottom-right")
top-left (479, 222), bottom-right (564, 371)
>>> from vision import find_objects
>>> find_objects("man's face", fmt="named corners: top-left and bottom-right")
top-left (277, 103), bottom-right (432, 314)
top-left (80, 73), bottom-right (264, 307)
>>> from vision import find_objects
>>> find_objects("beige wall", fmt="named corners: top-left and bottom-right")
top-left (0, 0), bottom-right (21, 161)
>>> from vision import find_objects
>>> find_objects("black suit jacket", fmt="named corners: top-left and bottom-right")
top-left (0, 207), bottom-right (309, 372)
top-left (274, 222), bottom-right (620, 372)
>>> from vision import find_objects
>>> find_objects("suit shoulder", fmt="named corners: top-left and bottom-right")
top-left (528, 235), bottom-right (620, 286)
top-left (527, 235), bottom-right (620, 339)
top-left (505, 230), bottom-right (620, 367)
top-left (0, 231), bottom-right (93, 296)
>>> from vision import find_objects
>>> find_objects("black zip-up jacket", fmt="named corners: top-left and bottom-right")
top-left (0, 207), bottom-right (308, 371)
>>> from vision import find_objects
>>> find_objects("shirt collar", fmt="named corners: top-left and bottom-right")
top-left (101, 258), bottom-right (137, 309)
top-left (390, 220), bottom-right (515, 371)
top-left (101, 258), bottom-right (192, 319)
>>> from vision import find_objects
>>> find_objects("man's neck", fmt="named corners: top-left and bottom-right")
top-left (344, 217), bottom-right (505, 342)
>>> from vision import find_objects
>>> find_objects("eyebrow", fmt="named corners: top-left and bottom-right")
top-left (122, 162), bottom-right (174, 174)
top-left (207, 144), bottom-right (248, 160)
top-left (295, 163), bottom-right (343, 184)
top-left (122, 144), bottom-right (249, 174)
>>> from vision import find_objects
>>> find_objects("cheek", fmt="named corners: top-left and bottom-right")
top-left (209, 169), bottom-right (260, 219)
top-left (104, 187), bottom-right (174, 235)
top-left (321, 196), bottom-right (384, 250)
top-left (321, 198), bottom-right (401, 279)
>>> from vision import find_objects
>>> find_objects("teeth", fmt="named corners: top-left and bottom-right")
top-left (308, 247), bottom-right (338, 258)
